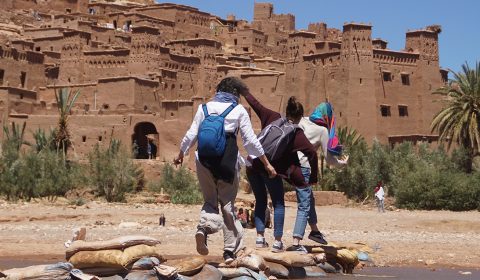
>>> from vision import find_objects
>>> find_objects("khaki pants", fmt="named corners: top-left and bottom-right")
top-left (196, 158), bottom-right (244, 253)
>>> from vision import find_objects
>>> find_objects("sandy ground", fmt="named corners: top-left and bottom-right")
top-left (0, 193), bottom-right (479, 271)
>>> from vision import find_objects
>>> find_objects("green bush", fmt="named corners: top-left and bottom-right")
top-left (395, 167), bottom-right (480, 211)
top-left (321, 138), bottom-right (480, 211)
top-left (148, 163), bottom-right (202, 205)
top-left (0, 145), bottom-right (77, 201)
top-left (87, 140), bottom-right (143, 202)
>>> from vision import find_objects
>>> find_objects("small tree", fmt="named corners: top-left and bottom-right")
top-left (54, 87), bottom-right (80, 157)
top-left (88, 139), bottom-right (143, 202)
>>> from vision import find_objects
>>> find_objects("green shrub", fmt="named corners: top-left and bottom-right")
top-left (148, 163), bottom-right (202, 205)
top-left (395, 167), bottom-right (480, 211)
top-left (87, 140), bottom-right (143, 202)
top-left (321, 138), bottom-right (480, 211)
top-left (0, 146), bottom-right (76, 201)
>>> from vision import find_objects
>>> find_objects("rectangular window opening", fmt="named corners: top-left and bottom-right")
top-left (380, 105), bottom-right (391, 117)
top-left (401, 74), bottom-right (410, 85)
top-left (0, 69), bottom-right (4, 85)
top-left (399, 105), bottom-right (408, 117)
top-left (383, 72), bottom-right (392, 82)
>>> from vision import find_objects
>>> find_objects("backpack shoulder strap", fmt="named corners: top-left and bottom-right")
top-left (220, 103), bottom-right (237, 118)
top-left (202, 104), bottom-right (209, 117)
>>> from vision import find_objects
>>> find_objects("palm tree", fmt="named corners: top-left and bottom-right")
top-left (32, 128), bottom-right (56, 153)
top-left (431, 62), bottom-right (480, 173)
top-left (54, 87), bottom-right (81, 157)
top-left (2, 122), bottom-right (29, 152)
top-left (337, 126), bottom-right (365, 152)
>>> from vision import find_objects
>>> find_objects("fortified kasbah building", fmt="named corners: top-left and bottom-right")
top-left (0, 0), bottom-right (447, 161)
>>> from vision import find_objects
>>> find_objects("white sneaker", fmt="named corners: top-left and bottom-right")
top-left (256, 237), bottom-right (269, 248)
top-left (272, 240), bottom-right (285, 253)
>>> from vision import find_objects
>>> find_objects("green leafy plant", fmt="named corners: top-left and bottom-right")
top-left (54, 87), bottom-right (81, 157)
top-left (87, 139), bottom-right (143, 202)
top-left (431, 62), bottom-right (480, 172)
top-left (148, 163), bottom-right (202, 205)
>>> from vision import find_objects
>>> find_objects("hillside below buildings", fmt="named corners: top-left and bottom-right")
top-left (0, 0), bottom-right (447, 160)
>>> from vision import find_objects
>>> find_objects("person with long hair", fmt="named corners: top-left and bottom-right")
top-left (241, 90), bottom-right (318, 253)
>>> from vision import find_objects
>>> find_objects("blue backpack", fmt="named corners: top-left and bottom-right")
top-left (197, 103), bottom-right (237, 157)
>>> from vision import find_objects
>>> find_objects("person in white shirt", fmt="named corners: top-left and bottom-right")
top-left (288, 115), bottom-right (348, 252)
top-left (174, 77), bottom-right (276, 264)
top-left (374, 181), bottom-right (385, 213)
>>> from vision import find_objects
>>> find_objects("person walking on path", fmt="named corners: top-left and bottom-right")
top-left (242, 90), bottom-right (318, 253)
top-left (374, 181), bottom-right (385, 213)
top-left (174, 77), bottom-right (276, 264)
top-left (288, 102), bottom-right (348, 253)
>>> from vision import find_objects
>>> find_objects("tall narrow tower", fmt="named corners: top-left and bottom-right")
top-left (337, 23), bottom-right (377, 141)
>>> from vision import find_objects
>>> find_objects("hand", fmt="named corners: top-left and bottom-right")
top-left (265, 163), bottom-right (277, 178)
top-left (339, 154), bottom-right (349, 164)
top-left (173, 151), bottom-right (184, 166)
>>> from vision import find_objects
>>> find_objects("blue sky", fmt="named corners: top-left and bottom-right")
top-left (157, 0), bottom-right (478, 72)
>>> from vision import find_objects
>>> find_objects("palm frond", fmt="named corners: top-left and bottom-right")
top-left (431, 61), bottom-right (480, 172)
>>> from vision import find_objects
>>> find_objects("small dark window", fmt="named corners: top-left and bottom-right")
top-left (243, 47), bottom-right (249, 52)
top-left (66, 8), bottom-right (71, 13)
top-left (380, 105), bottom-right (391, 117)
top-left (441, 71), bottom-right (448, 84)
top-left (234, 39), bottom-right (237, 45)
top-left (359, 78), bottom-right (363, 85)
top-left (399, 105), bottom-right (408, 117)
top-left (401, 74), bottom-right (410, 85)
top-left (35, 47), bottom-right (41, 52)
top-left (20, 93), bottom-right (23, 99)
top-left (170, 112), bottom-right (174, 117)
top-left (0, 69), bottom-right (4, 85)
top-left (102, 104), bottom-right (109, 110)
top-left (98, 136), bottom-right (102, 142)
top-left (383, 72), bottom-right (392, 82)
top-left (20, 71), bottom-right (27, 88)
top-left (82, 136), bottom-right (87, 142)
top-left (143, 105), bottom-right (148, 111)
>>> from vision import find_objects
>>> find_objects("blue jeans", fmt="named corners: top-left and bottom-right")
top-left (292, 167), bottom-right (318, 239)
top-left (246, 169), bottom-right (285, 238)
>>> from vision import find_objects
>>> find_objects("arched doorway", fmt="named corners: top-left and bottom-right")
top-left (132, 122), bottom-right (159, 159)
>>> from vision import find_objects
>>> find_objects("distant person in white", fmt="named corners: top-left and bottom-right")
top-left (374, 181), bottom-right (385, 213)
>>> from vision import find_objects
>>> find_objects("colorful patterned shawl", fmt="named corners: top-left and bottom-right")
top-left (309, 102), bottom-right (343, 156)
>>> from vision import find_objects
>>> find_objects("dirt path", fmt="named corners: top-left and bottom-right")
top-left (0, 196), bottom-right (479, 270)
